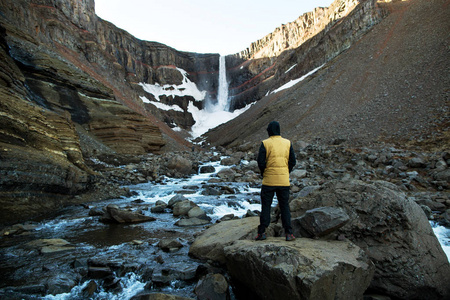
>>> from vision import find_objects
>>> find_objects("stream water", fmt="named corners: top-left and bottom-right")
top-left (0, 158), bottom-right (449, 300)
top-left (0, 158), bottom-right (262, 299)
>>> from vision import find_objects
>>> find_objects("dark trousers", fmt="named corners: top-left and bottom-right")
top-left (258, 185), bottom-right (293, 234)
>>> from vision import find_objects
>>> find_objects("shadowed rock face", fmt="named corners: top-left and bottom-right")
top-left (290, 180), bottom-right (450, 299)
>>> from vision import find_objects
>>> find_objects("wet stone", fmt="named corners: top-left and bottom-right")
top-left (200, 165), bottom-right (216, 173)
top-left (82, 280), bottom-right (98, 298)
top-left (88, 266), bottom-right (113, 279)
top-left (158, 238), bottom-right (183, 252)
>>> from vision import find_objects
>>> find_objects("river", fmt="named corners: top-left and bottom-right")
top-left (0, 158), bottom-right (261, 299)
top-left (0, 158), bottom-right (448, 300)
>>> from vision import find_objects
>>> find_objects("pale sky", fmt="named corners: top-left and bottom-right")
top-left (95, 0), bottom-right (335, 55)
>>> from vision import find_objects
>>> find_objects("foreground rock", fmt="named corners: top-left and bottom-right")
top-left (290, 180), bottom-right (450, 299)
top-left (189, 217), bottom-right (258, 264)
top-left (225, 238), bottom-right (374, 300)
top-left (131, 293), bottom-right (195, 300)
top-left (189, 217), bottom-right (374, 299)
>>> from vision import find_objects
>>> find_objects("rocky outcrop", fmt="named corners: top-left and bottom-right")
top-left (225, 239), bottom-right (374, 300)
top-left (290, 180), bottom-right (450, 299)
top-left (189, 217), bottom-right (374, 300)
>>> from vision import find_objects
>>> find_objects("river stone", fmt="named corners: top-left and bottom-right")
top-left (175, 218), bottom-right (210, 227)
top-left (220, 156), bottom-right (240, 166)
top-left (158, 238), bottom-right (183, 252)
top-left (194, 273), bottom-right (229, 300)
top-left (151, 201), bottom-right (168, 213)
top-left (201, 186), bottom-right (222, 196)
top-left (168, 194), bottom-right (188, 208)
top-left (101, 205), bottom-right (156, 223)
top-left (173, 200), bottom-right (196, 216)
top-left (131, 292), bottom-right (195, 300)
top-left (88, 207), bottom-right (104, 216)
top-left (289, 179), bottom-right (450, 299)
top-left (224, 238), bottom-right (374, 300)
top-left (189, 217), bottom-right (259, 264)
top-left (152, 263), bottom-right (198, 285)
top-left (294, 206), bottom-right (350, 238)
top-left (408, 157), bottom-right (427, 168)
top-left (188, 206), bottom-right (208, 219)
top-left (199, 165), bottom-right (215, 173)
top-left (26, 238), bottom-right (75, 253)
top-left (291, 169), bottom-right (307, 180)
top-left (151, 205), bottom-right (166, 213)
top-left (45, 274), bottom-right (77, 295)
top-left (82, 280), bottom-right (98, 298)
top-left (443, 209), bottom-right (450, 225)
top-left (217, 168), bottom-right (235, 181)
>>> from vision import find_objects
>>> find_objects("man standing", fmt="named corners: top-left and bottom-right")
top-left (256, 121), bottom-right (296, 241)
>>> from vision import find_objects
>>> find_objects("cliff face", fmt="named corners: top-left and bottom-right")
top-left (225, 0), bottom-right (385, 109)
top-left (0, 0), bottom-right (225, 222)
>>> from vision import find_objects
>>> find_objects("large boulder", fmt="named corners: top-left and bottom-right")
top-left (290, 180), bottom-right (450, 299)
top-left (224, 238), bottom-right (374, 300)
top-left (166, 155), bottom-right (193, 176)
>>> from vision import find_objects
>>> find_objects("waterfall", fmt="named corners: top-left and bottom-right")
top-left (192, 55), bottom-right (252, 138)
top-left (206, 55), bottom-right (229, 112)
top-left (217, 55), bottom-right (229, 111)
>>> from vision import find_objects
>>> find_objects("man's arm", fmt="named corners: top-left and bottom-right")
top-left (257, 142), bottom-right (266, 175)
top-left (288, 143), bottom-right (296, 173)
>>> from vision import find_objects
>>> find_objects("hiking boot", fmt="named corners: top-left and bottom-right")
top-left (255, 233), bottom-right (266, 241)
top-left (286, 234), bottom-right (295, 241)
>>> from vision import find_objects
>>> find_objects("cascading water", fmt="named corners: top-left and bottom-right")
top-left (217, 55), bottom-right (230, 111)
top-left (205, 55), bottom-right (230, 112)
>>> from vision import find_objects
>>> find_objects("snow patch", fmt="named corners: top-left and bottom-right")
top-left (139, 67), bottom-right (206, 102)
top-left (188, 102), bottom-right (255, 139)
top-left (271, 64), bottom-right (325, 94)
top-left (285, 64), bottom-right (297, 73)
top-left (140, 96), bottom-right (184, 112)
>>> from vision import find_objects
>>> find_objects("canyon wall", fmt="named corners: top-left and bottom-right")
top-left (225, 0), bottom-right (386, 109)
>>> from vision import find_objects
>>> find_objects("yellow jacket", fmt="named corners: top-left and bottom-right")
top-left (260, 136), bottom-right (293, 186)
